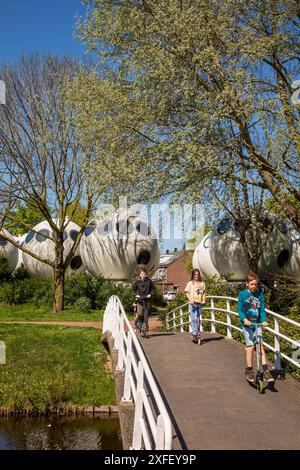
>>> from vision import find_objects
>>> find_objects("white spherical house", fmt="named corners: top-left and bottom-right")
top-left (193, 217), bottom-right (293, 281)
top-left (258, 220), bottom-right (293, 278)
top-left (22, 220), bottom-right (84, 279)
top-left (282, 232), bottom-right (300, 281)
top-left (0, 229), bottom-right (19, 271)
top-left (80, 211), bottom-right (160, 280)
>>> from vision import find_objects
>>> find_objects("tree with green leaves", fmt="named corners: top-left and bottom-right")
top-left (4, 202), bottom-right (45, 236)
top-left (76, 0), bottom-right (300, 231)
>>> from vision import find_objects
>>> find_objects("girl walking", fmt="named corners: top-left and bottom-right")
top-left (185, 269), bottom-right (206, 344)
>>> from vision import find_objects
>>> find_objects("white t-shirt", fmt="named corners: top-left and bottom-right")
top-left (185, 280), bottom-right (206, 303)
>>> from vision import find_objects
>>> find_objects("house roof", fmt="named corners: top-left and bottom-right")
top-left (159, 250), bottom-right (192, 268)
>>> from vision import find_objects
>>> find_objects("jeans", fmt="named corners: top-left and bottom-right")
top-left (189, 303), bottom-right (202, 336)
top-left (242, 326), bottom-right (263, 346)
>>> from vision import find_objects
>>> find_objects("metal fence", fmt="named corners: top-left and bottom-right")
top-left (166, 296), bottom-right (300, 371)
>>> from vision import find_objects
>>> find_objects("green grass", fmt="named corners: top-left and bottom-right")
top-left (0, 325), bottom-right (116, 412)
top-left (0, 304), bottom-right (104, 322)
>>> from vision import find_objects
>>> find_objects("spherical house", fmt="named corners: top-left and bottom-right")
top-left (193, 217), bottom-right (293, 281)
top-left (22, 220), bottom-right (84, 279)
top-left (193, 233), bottom-right (219, 278)
top-left (282, 235), bottom-right (300, 281)
top-left (258, 220), bottom-right (293, 279)
top-left (80, 211), bottom-right (160, 280)
top-left (0, 229), bottom-right (19, 271)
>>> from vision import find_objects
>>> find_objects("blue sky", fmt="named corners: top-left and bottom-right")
top-left (0, 0), bottom-right (87, 64)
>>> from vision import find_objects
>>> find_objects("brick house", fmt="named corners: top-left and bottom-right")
top-left (152, 249), bottom-right (193, 294)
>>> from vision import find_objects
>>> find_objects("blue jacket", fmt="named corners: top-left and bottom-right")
top-left (238, 289), bottom-right (267, 329)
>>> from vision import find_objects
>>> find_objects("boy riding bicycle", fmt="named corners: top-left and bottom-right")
top-left (238, 272), bottom-right (274, 383)
top-left (132, 267), bottom-right (155, 337)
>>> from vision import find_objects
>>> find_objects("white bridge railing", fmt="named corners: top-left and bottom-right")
top-left (166, 296), bottom-right (300, 371)
top-left (103, 295), bottom-right (173, 450)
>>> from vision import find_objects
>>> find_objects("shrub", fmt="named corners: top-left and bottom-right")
top-left (64, 273), bottom-right (105, 309)
top-left (96, 281), bottom-right (133, 312)
top-left (152, 289), bottom-right (167, 309)
top-left (74, 297), bottom-right (92, 314)
top-left (11, 264), bottom-right (30, 281)
top-left (0, 253), bottom-right (12, 282)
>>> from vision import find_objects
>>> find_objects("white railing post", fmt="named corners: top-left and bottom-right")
top-left (116, 328), bottom-right (124, 370)
top-left (211, 298), bottom-right (216, 333)
top-left (155, 415), bottom-right (165, 450)
top-left (122, 334), bottom-right (133, 401)
top-left (226, 299), bottom-right (232, 339)
top-left (173, 311), bottom-right (176, 330)
top-left (180, 308), bottom-right (184, 332)
top-left (274, 318), bottom-right (282, 371)
top-left (103, 295), bottom-right (173, 450)
top-left (187, 305), bottom-right (192, 333)
top-left (132, 361), bottom-right (144, 450)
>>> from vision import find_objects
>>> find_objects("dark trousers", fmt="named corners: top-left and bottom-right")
top-left (136, 301), bottom-right (151, 331)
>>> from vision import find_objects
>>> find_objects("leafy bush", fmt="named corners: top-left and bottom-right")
top-left (74, 296), bottom-right (92, 313)
top-left (0, 277), bottom-right (53, 305)
top-left (152, 289), bottom-right (167, 308)
top-left (0, 253), bottom-right (12, 282)
top-left (11, 264), bottom-right (30, 281)
top-left (64, 273), bottom-right (105, 309)
top-left (204, 275), bottom-right (237, 297)
top-left (96, 281), bottom-right (133, 312)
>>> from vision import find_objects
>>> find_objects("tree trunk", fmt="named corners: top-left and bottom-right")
top-left (53, 267), bottom-right (65, 313)
top-left (53, 239), bottom-right (65, 313)
top-left (238, 227), bottom-right (259, 275)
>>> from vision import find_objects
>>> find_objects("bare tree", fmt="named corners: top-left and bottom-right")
top-left (0, 54), bottom-right (100, 312)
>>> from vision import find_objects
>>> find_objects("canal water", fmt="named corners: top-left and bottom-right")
top-left (0, 416), bottom-right (123, 450)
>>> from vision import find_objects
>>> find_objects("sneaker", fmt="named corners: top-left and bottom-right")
top-left (198, 336), bottom-right (202, 345)
top-left (263, 369), bottom-right (275, 382)
top-left (245, 369), bottom-right (255, 383)
top-left (192, 335), bottom-right (198, 344)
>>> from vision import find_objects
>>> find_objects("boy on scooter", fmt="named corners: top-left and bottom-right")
top-left (238, 272), bottom-right (274, 383)
top-left (132, 267), bottom-right (155, 337)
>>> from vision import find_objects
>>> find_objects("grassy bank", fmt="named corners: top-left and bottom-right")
top-left (0, 304), bottom-right (104, 322)
top-left (0, 325), bottom-right (116, 413)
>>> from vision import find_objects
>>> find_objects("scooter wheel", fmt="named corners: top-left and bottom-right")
top-left (257, 379), bottom-right (264, 394)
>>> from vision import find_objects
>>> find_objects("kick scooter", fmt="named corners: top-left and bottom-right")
top-left (249, 322), bottom-right (268, 394)
top-left (134, 296), bottom-right (149, 338)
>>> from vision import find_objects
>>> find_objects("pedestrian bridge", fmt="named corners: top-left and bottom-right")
top-left (102, 296), bottom-right (300, 450)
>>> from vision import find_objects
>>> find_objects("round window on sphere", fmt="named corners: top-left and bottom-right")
top-left (70, 230), bottom-right (79, 242)
top-left (36, 229), bottom-right (50, 243)
top-left (70, 255), bottom-right (83, 270)
top-left (85, 225), bottom-right (95, 237)
top-left (25, 231), bottom-right (35, 244)
top-left (0, 236), bottom-right (7, 247)
top-left (137, 251), bottom-right (151, 265)
top-left (217, 218), bottom-right (232, 235)
top-left (277, 250), bottom-right (290, 268)
top-left (278, 222), bottom-right (288, 235)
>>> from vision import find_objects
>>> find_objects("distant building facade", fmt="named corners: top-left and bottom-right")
top-left (152, 249), bottom-right (193, 293)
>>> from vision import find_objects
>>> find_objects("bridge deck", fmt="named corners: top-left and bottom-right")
top-left (140, 331), bottom-right (300, 450)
